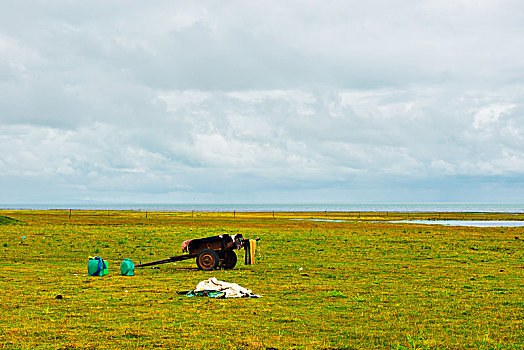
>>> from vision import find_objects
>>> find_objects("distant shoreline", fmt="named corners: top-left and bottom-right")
top-left (1, 202), bottom-right (523, 213)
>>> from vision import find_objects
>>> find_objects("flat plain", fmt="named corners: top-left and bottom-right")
top-left (0, 210), bottom-right (523, 349)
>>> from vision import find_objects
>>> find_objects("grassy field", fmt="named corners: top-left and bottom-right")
top-left (0, 210), bottom-right (523, 349)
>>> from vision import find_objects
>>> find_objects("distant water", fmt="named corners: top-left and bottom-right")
top-left (1, 203), bottom-right (523, 213)
top-left (391, 220), bottom-right (524, 227)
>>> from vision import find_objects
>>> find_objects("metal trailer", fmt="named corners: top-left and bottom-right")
top-left (136, 234), bottom-right (255, 271)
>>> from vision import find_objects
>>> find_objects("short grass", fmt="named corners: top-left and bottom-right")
top-left (0, 215), bottom-right (23, 225)
top-left (0, 210), bottom-right (523, 349)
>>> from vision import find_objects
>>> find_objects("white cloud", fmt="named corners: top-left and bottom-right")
top-left (1, 0), bottom-right (523, 203)
top-left (472, 103), bottom-right (515, 130)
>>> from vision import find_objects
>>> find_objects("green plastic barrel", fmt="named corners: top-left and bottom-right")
top-left (120, 258), bottom-right (135, 276)
top-left (88, 257), bottom-right (108, 276)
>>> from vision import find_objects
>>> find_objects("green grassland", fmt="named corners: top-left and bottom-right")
top-left (0, 210), bottom-right (523, 349)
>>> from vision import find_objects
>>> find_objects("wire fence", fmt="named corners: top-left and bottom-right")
top-left (2, 209), bottom-right (522, 225)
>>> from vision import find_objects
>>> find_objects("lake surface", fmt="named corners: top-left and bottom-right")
top-left (390, 220), bottom-right (524, 227)
top-left (1, 202), bottom-right (523, 213)
top-left (290, 219), bottom-right (524, 227)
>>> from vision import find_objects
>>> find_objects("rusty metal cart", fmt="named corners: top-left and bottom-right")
top-left (136, 234), bottom-right (255, 271)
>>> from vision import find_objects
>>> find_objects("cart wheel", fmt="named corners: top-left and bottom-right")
top-left (196, 249), bottom-right (220, 271)
top-left (222, 250), bottom-right (237, 270)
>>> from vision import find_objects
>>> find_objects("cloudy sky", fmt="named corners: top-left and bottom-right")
top-left (1, 0), bottom-right (523, 204)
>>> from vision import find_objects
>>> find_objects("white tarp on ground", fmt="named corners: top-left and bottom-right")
top-left (195, 277), bottom-right (257, 298)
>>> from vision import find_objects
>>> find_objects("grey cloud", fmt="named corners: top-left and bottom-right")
top-left (2, 83), bottom-right (523, 201)
top-left (151, 86), bottom-right (524, 180)
top-left (1, 1), bottom-right (523, 203)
